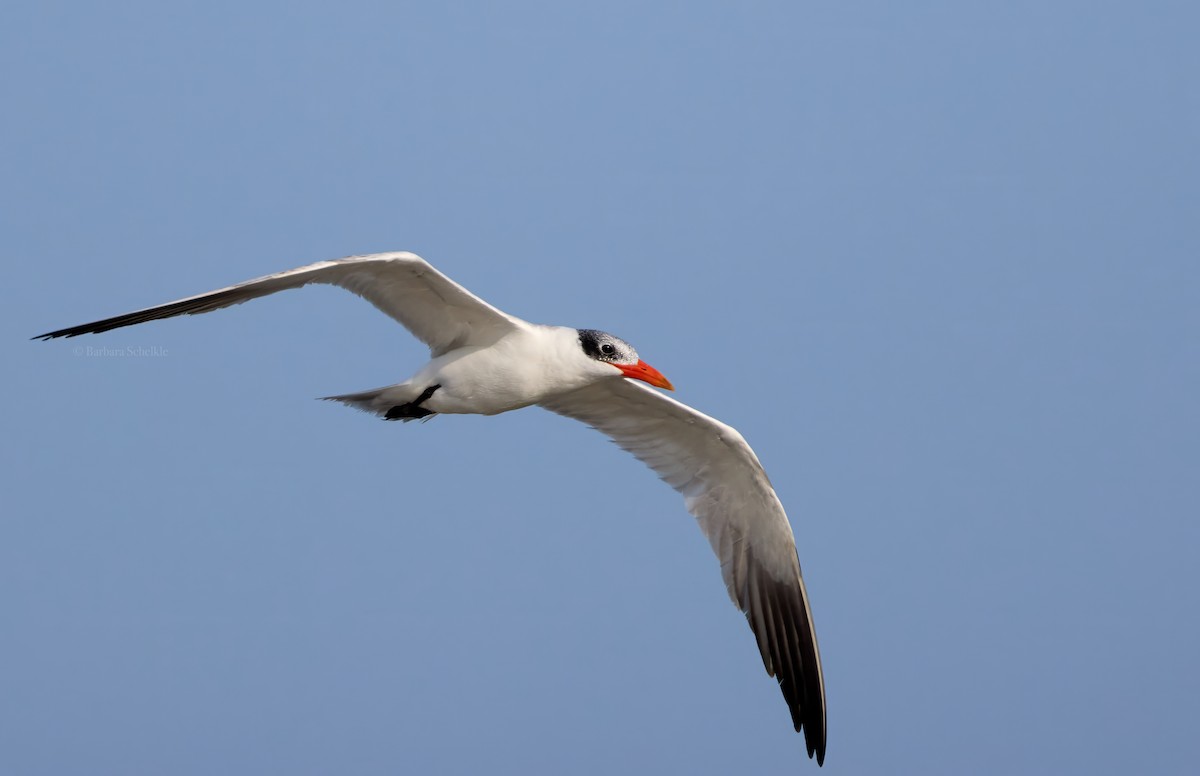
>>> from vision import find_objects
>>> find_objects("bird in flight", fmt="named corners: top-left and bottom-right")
top-left (35, 251), bottom-right (826, 765)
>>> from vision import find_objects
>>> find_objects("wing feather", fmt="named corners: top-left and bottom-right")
top-left (33, 252), bottom-right (522, 356)
top-left (539, 379), bottom-right (826, 764)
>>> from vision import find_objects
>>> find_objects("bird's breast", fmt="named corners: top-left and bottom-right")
top-left (417, 330), bottom-right (594, 416)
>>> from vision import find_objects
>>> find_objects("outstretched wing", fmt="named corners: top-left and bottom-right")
top-left (34, 251), bottom-right (524, 356)
top-left (539, 378), bottom-right (826, 765)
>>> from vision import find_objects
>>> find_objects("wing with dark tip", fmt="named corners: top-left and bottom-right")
top-left (539, 378), bottom-right (826, 765)
top-left (33, 251), bottom-right (524, 356)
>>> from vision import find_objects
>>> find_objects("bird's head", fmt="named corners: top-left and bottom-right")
top-left (576, 329), bottom-right (674, 391)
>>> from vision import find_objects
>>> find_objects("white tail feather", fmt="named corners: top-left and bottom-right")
top-left (320, 383), bottom-right (418, 418)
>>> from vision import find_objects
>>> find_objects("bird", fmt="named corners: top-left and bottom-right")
top-left (34, 251), bottom-right (827, 765)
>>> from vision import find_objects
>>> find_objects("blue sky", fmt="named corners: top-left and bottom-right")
top-left (3, 2), bottom-right (1197, 773)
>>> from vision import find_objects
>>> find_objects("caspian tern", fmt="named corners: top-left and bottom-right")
top-left (35, 251), bottom-right (827, 765)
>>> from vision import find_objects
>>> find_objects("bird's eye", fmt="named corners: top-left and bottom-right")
top-left (600, 343), bottom-right (616, 356)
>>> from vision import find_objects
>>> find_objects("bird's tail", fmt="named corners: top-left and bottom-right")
top-left (320, 383), bottom-right (436, 422)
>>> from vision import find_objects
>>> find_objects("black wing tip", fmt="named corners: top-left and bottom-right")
top-left (796, 699), bottom-right (827, 766)
top-left (33, 328), bottom-right (83, 340)
top-left (805, 721), bottom-right (827, 766)
top-left (32, 290), bottom-right (238, 344)
top-left (34, 322), bottom-right (118, 340)
top-left (745, 568), bottom-right (826, 767)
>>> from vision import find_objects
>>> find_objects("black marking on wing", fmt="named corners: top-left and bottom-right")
top-left (32, 289), bottom-right (254, 340)
top-left (743, 561), bottom-right (826, 765)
